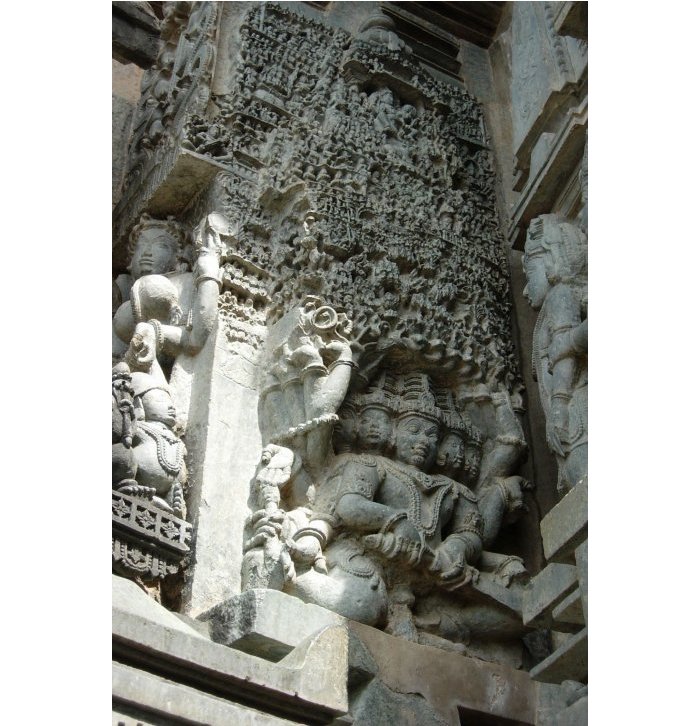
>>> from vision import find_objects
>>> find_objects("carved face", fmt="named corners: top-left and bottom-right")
top-left (522, 251), bottom-right (549, 309)
top-left (130, 227), bottom-right (179, 279)
top-left (437, 432), bottom-right (465, 473)
top-left (357, 407), bottom-right (393, 452)
top-left (395, 415), bottom-right (439, 471)
top-left (333, 409), bottom-right (357, 453)
top-left (464, 445), bottom-right (482, 484)
top-left (141, 388), bottom-right (177, 429)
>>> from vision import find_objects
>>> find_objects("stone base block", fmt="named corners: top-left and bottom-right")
top-left (199, 588), bottom-right (345, 661)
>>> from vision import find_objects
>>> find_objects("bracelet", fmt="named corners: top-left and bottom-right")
top-left (194, 274), bottom-right (223, 290)
top-left (148, 319), bottom-right (164, 352)
top-left (328, 359), bottom-right (355, 372)
top-left (380, 510), bottom-right (409, 534)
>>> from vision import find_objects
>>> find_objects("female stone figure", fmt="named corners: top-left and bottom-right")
top-left (523, 214), bottom-right (587, 494)
top-left (113, 212), bottom-right (225, 364)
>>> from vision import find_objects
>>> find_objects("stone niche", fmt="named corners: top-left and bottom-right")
top-left (112, 3), bottom-right (586, 724)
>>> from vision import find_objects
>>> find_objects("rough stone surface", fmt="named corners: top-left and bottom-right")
top-left (113, 577), bottom-right (349, 720)
top-left (201, 588), bottom-right (344, 661)
top-left (522, 562), bottom-right (578, 627)
top-left (529, 627), bottom-right (587, 684)
top-left (540, 478), bottom-right (587, 563)
top-left (112, 574), bottom-right (207, 640)
top-left (113, 662), bottom-right (299, 726)
top-left (112, 2), bottom-right (588, 723)
top-left (349, 620), bottom-right (537, 725)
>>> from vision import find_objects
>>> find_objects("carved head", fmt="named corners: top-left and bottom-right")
top-left (128, 215), bottom-right (190, 279)
top-left (140, 388), bottom-right (177, 429)
top-left (333, 401), bottom-right (357, 454)
top-left (395, 414), bottom-right (440, 471)
top-left (436, 431), bottom-right (465, 474)
top-left (464, 427), bottom-right (484, 485)
top-left (130, 370), bottom-right (176, 429)
top-left (130, 275), bottom-right (183, 327)
top-left (523, 215), bottom-right (587, 308)
top-left (357, 405), bottom-right (394, 453)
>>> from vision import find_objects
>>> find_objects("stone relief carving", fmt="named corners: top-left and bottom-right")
top-left (113, 211), bottom-right (226, 366)
top-left (112, 333), bottom-right (192, 583)
top-left (243, 358), bottom-right (531, 656)
top-left (523, 214), bottom-right (587, 495)
top-left (114, 2), bottom-right (537, 663)
top-left (114, 1), bottom-right (221, 243)
top-left (112, 210), bottom-right (228, 585)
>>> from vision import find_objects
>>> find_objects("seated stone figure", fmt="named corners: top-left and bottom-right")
top-left (112, 322), bottom-right (187, 518)
top-left (437, 393), bottom-right (530, 587)
top-left (286, 387), bottom-right (485, 631)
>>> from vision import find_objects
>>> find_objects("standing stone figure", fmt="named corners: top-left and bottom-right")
top-left (113, 212), bottom-right (225, 364)
top-left (523, 214), bottom-right (587, 495)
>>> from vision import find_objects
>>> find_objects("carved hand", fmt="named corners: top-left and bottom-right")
top-left (244, 508), bottom-right (286, 551)
top-left (429, 544), bottom-right (479, 590)
top-left (363, 532), bottom-right (424, 566)
top-left (257, 444), bottom-right (295, 488)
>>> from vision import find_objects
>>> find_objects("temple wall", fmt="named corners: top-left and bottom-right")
top-left (112, 3), bottom-right (587, 723)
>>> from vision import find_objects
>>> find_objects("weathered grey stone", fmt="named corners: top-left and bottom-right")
top-left (551, 588), bottom-right (585, 628)
top-left (112, 2), bottom-right (161, 69)
top-left (536, 681), bottom-right (587, 726)
top-left (529, 627), bottom-right (587, 684)
top-left (553, 694), bottom-right (588, 726)
top-left (575, 539), bottom-right (588, 624)
top-left (112, 2), bottom-right (589, 721)
top-left (523, 562), bottom-right (578, 627)
top-left (540, 478), bottom-right (587, 562)
top-left (523, 216), bottom-right (587, 496)
top-left (200, 588), bottom-right (344, 661)
top-left (112, 574), bottom-right (208, 640)
top-left (113, 579), bottom-right (349, 720)
top-left (553, 2), bottom-right (588, 41)
top-left (349, 621), bottom-right (537, 725)
top-left (350, 679), bottom-right (450, 726)
top-left (113, 662), bottom-right (299, 726)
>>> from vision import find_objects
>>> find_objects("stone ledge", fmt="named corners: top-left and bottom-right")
top-left (522, 563), bottom-right (578, 628)
top-left (529, 627), bottom-right (587, 684)
top-left (113, 576), bottom-right (349, 722)
top-left (349, 620), bottom-right (538, 725)
top-left (508, 98), bottom-right (587, 250)
top-left (113, 662), bottom-right (299, 726)
top-left (540, 479), bottom-right (588, 563)
top-left (199, 588), bottom-right (345, 662)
